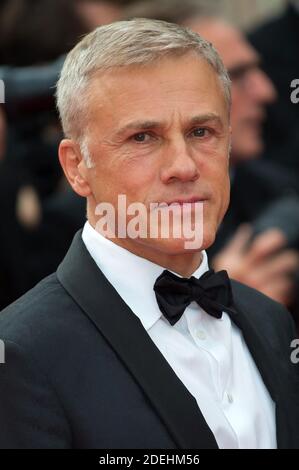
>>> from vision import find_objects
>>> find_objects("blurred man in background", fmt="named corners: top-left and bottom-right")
top-left (249, 0), bottom-right (299, 174)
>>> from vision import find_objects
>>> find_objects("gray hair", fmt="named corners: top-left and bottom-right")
top-left (56, 18), bottom-right (231, 161)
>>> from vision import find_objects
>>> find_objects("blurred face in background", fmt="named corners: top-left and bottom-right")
top-left (291, 0), bottom-right (299, 13)
top-left (188, 19), bottom-right (276, 162)
top-left (76, 0), bottom-right (123, 30)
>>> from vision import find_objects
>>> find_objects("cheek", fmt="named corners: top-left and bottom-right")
top-left (92, 162), bottom-right (157, 205)
top-left (119, 160), bottom-right (160, 200)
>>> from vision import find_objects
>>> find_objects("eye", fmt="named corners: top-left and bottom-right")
top-left (131, 132), bottom-right (151, 143)
top-left (191, 127), bottom-right (209, 138)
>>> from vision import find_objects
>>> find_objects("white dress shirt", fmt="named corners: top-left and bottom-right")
top-left (82, 221), bottom-right (277, 449)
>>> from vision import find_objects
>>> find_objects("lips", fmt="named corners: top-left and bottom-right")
top-left (164, 198), bottom-right (206, 206)
top-left (149, 199), bottom-right (206, 213)
top-left (149, 195), bottom-right (209, 212)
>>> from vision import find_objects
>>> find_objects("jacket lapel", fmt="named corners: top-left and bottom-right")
top-left (57, 231), bottom-right (218, 449)
top-left (230, 287), bottom-right (294, 449)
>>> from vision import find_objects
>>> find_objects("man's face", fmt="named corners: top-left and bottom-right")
top-left (77, 54), bottom-right (230, 261)
top-left (190, 20), bottom-right (276, 161)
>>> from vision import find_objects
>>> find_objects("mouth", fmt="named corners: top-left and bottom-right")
top-left (150, 197), bottom-right (208, 210)
top-left (164, 197), bottom-right (207, 206)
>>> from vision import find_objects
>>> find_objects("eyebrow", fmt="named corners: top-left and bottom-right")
top-left (114, 113), bottom-right (223, 138)
top-left (189, 113), bottom-right (223, 127)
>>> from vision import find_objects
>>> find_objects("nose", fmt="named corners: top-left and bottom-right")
top-left (160, 138), bottom-right (200, 185)
top-left (248, 68), bottom-right (277, 105)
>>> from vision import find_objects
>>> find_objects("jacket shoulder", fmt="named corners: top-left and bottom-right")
top-left (231, 279), bottom-right (296, 346)
top-left (231, 279), bottom-right (288, 314)
top-left (0, 273), bottom-right (84, 352)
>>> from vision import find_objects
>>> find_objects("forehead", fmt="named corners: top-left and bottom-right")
top-left (86, 54), bottom-right (228, 127)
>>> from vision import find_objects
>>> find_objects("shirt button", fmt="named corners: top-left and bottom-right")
top-left (196, 330), bottom-right (206, 340)
top-left (227, 393), bottom-right (234, 404)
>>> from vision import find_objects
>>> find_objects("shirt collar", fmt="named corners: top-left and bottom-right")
top-left (82, 221), bottom-right (210, 331)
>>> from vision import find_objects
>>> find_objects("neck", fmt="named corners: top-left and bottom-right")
top-left (113, 238), bottom-right (203, 278)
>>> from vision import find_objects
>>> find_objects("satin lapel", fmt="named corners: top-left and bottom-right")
top-left (229, 291), bottom-right (292, 449)
top-left (57, 231), bottom-right (218, 449)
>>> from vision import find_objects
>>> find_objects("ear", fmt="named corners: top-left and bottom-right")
top-left (58, 139), bottom-right (91, 197)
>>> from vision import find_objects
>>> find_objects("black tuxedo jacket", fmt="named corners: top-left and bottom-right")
top-left (0, 231), bottom-right (298, 449)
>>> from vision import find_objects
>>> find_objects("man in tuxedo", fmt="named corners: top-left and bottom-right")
top-left (0, 19), bottom-right (298, 449)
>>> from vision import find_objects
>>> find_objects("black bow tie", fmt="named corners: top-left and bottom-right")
top-left (153, 269), bottom-right (238, 325)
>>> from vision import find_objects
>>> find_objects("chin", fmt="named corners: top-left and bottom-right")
top-left (149, 230), bottom-right (216, 255)
top-left (136, 237), bottom-right (201, 256)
